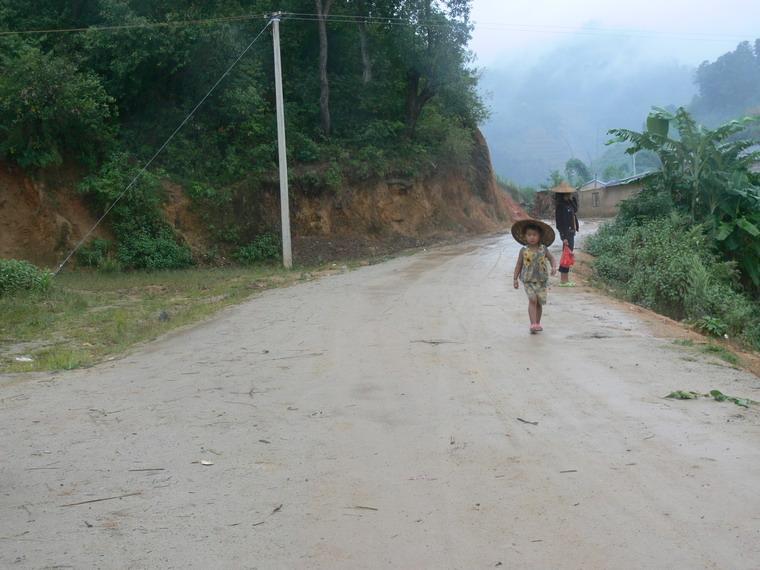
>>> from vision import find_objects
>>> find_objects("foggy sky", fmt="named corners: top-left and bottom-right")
top-left (470, 0), bottom-right (760, 68)
top-left (471, 0), bottom-right (760, 185)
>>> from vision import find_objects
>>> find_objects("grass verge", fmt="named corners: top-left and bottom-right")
top-left (0, 265), bottom-right (305, 373)
top-left (573, 250), bottom-right (760, 377)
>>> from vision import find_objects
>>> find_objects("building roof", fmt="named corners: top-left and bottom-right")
top-left (579, 171), bottom-right (658, 191)
top-left (578, 178), bottom-right (606, 192)
top-left (606, 171), bottom-right (658, 187)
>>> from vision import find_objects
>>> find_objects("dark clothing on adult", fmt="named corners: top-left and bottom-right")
top-left (556, 195), bottom-right (579, 274)
top-left (555, 195), bottom-right (579, 243)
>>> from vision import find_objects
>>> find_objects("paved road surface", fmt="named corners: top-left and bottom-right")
top-left (2, 233), bottom-right (759, 569)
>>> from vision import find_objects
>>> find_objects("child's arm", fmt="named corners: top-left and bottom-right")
top-left (513, 252), bottom-right (523, 289)
top-left (546, 249), bottom-right (558, 276)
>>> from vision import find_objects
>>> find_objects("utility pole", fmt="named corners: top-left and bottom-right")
top-left (271, 13), bottom-right (292, 269)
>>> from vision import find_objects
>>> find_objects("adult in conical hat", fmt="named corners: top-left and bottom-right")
top-left (552, 180), bottom-right (580, 286)
top-left (550, 181), bottom-right (577, 194)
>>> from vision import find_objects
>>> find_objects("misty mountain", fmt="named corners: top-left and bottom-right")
top-left (480, 36), bottom-right (696, 185)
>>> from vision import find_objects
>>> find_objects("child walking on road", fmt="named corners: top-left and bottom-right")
top-left (512, 219), bottom-right (558, 334)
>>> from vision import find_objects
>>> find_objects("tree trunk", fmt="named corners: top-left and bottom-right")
top-left (355, 0), bottom-right (372, 84)
top-left (315, 0), bottom-right (334, 136)
top-left (405, 70), bottom-right (435, 137)
top-left (357, 19), bottom-right (372, 84)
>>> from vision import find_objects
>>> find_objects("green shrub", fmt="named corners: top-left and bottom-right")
top-left (116, 229), bottom-right (193, 271)
top-left (98, 258), bottom-right (123, 274)
top-left (694, 316), bottom-right (728, 338)
top-left (616, 186), bottom-right (675, 230)
top-left (234, 234), bottom-right (281, 265)
top-left (587, 214), bottom-right (760, 349)
top-left (76, 239), bottom-right (112, 268)
top-left (79, 154), bottom-right (192, 270)
top-left (610, 108), bottom-right (760, 291)
top-left (0, 259), bottom-right (52, 296)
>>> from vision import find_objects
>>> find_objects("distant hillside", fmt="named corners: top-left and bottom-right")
top-left (480, 36), bottom-right (695, 185)
top-left (691, 39), bottom-right (760, 127)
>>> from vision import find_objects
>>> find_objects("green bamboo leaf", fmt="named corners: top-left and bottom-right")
top-left (646, 115), bottom-right (670, 138)
top-left (736, 218), bottom-right (760, 237)
top-left (715, 223), bottom-right (733, 241)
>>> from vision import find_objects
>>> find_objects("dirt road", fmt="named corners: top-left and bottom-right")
top-left (2, 232), bottom-right (759, 569)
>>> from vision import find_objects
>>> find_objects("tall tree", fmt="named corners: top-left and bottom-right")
top-left (692, 40), bottom-right (760, 124)
top-left (565, 158), bottom-right (591, 187)
top-left (315, 0), bottom-right (335, 135)
top-left (394, 0), bottom-right (473, 135)
top-left (355, 0), bottom-right (372, 84)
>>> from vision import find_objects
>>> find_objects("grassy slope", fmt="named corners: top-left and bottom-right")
top-left (1, 266), bottom-right (306, 373)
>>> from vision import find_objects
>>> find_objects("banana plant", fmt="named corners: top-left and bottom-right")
top-left (609, 107), bottom-right (760, 289)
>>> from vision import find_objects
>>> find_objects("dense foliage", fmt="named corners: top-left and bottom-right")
top-left (78, 154), bottom-right (194, 269)
top-left (0, 1), bottom-right (483, 268)
top-left (588, 109), bottom-right (760, 349)
top-left (234, 233), bottom-right (281, 264)
top-left (0, 259), bottom-right (52, 296)
top-left (692, 40), bottom-right (760, 127)
top-left (610, 108), bottom-right (760, 289)
top-left (588, 211), bottom-right (760, 349)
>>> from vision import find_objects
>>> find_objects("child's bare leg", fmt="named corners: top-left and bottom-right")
top-left (528, 299), bottom-right (538, 324)
top-left (536, 302), bottom-right (543, 324)
top-left (561, 271), bottom-right (569, 283)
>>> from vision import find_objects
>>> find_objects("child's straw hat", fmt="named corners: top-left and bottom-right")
top-left (511, 218), bottom-right (556, 246)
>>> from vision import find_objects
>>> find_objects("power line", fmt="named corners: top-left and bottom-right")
top-left (54, 19), bottom-right (273, 275)
top-left (285, 13), bottom-right (753, 43)
top-left (0, 13), bottom-right (268, 36)
top-left (1, 11), bottom-right (753, 43)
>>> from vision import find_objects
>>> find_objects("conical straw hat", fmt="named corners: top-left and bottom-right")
top-left (550, 181), bottom-right (576, 194)
top-left (511, 218), bottom-right (556, 247)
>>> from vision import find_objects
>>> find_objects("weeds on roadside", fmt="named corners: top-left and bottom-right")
top-left (666, 389), bottom-right (757, 408)
top-left (588, 214), bottom-right (760, 350)
top-left (0, 266), bottom-right (295, 373)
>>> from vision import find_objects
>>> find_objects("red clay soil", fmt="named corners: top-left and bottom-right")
top-left (0, 162), bottom-right (109, 266)
top-left (1, 130), bottom-right (526, 268)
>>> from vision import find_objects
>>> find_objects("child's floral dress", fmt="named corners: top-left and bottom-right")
top-left (519, 245), bottom-right (549, 304)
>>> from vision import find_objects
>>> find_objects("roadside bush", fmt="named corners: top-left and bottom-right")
top-left (234, 234), bottom-right (281, 265)
top-left (97, 258), bottom-right (123, 274)
top-left (116, 228), bottom-right (193, 271)
top-left (615, 186), bottom-right (675, 230)
top-left (0, 259), bottom-right (52, 296)
top-left (79, 154), bottom-right (192, 270)
top-left (76, 239), bottom-right (112, 268)
top-left (587, 214), bottom-right (760, 349)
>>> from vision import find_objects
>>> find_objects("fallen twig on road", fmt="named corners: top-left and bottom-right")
top-left (516, 417), bottom-right (539, 426)
top-left (252, 504), bottom-right (283, 527)
top-left (60, 492), bottom-right (142, 508)
top-left (268, 352), bottom-right (324, 361)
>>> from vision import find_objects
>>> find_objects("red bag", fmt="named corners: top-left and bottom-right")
top-left (560, 244), bottom-right (575, 269)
